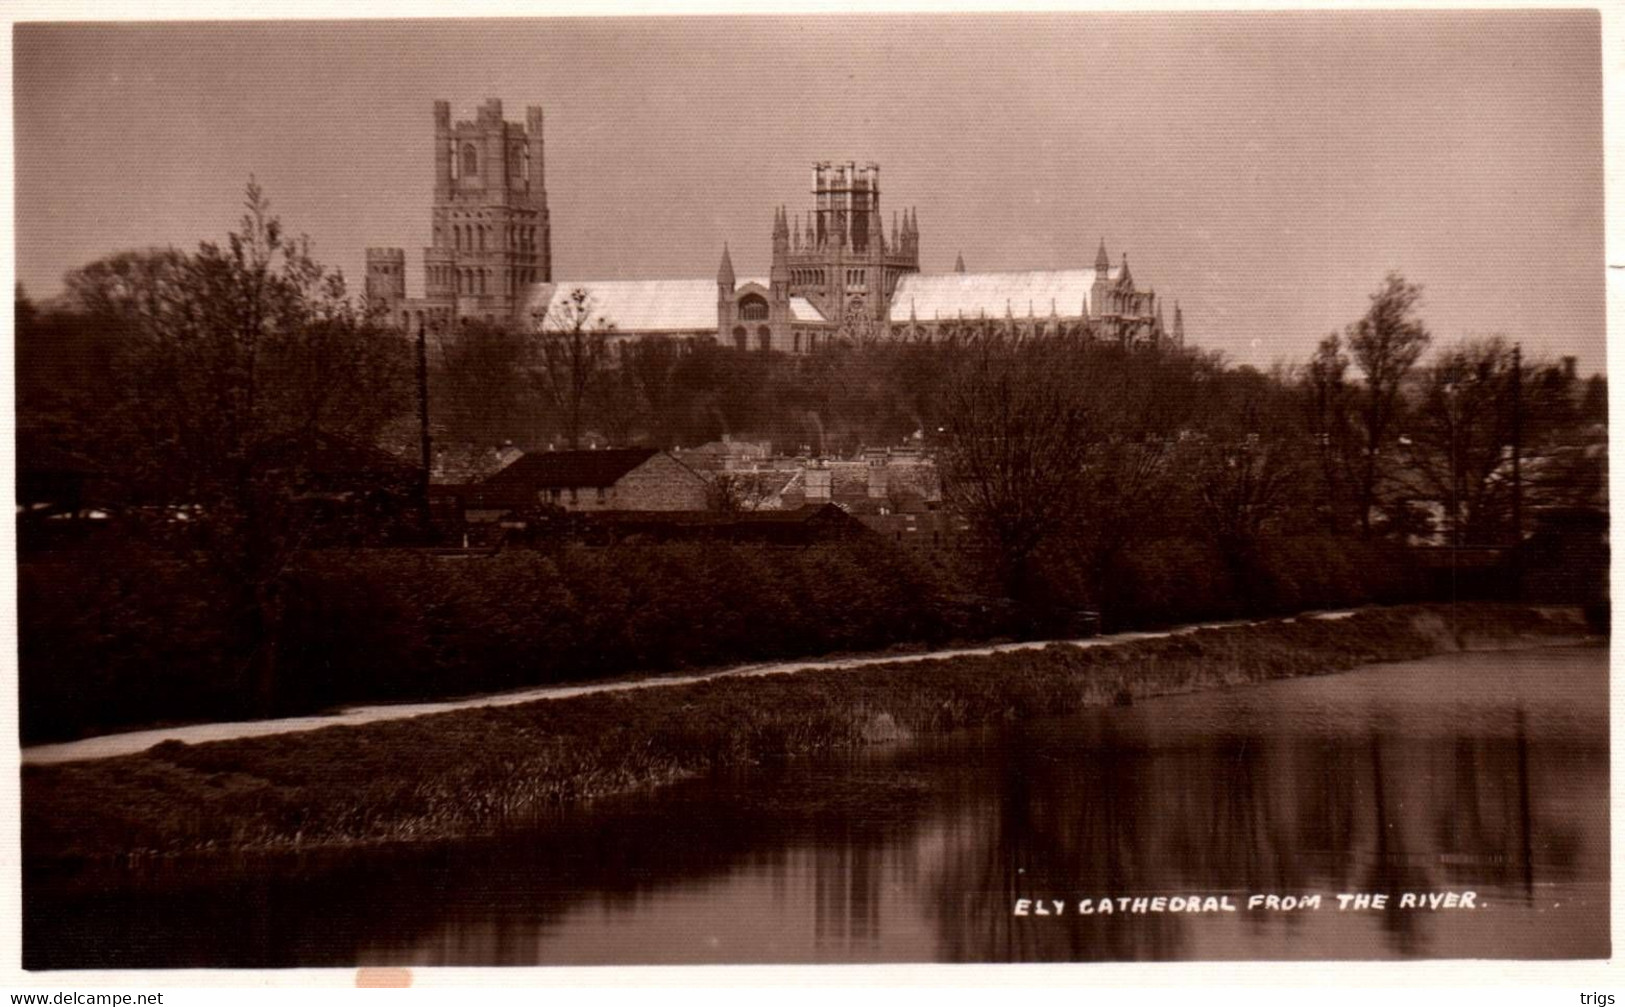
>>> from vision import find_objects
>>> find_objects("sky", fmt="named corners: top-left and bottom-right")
top-left (11, 11), bottom-right (1607, 373)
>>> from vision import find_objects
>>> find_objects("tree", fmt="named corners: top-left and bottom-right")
top-left (1186, 369), bottom-right (1306, 565)
top-left (704, 470), bottom-right (777, 513)
top-left (431, 317), bottom-right (536, 448)
top-left (1302, 333), bottom-right (1360, 532)
top-left (1346, 272), bottom-right (1431, 535)
top-left (937, 333), bottom-right (1099, 601)
top-left (529, 287), bottom-right (612, 449)
top-left (49, 180), bottom-right (413, 712)
top-left (1403, 338), bottom-right (1520, 545)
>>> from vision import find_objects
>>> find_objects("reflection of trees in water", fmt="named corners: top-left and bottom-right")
top-left (26, 767), bottom-right (929, 968)
top-left (26, 690), bottom-right (1605, 968)
top-left (1362, 729), bottom-right (1432, 956)
top-left (919, 706), bottom-right (1599, 962)
top-left (926, 723), bottom-right (1198, 962)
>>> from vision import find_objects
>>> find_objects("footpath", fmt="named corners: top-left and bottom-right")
top-left (20, 610), bottom-right (1354, 766)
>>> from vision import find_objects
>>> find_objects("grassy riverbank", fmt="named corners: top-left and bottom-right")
top-left (23, 603), bottom-right (1595, 863)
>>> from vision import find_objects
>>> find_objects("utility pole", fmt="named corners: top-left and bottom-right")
top-left (1510, 343), bottom-right (1523, 600)
top-left (417, 314), bottom-right (433, 532)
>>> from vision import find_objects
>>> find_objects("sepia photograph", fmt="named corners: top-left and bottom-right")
top-left (10, 8), bottom-right (1610, 973)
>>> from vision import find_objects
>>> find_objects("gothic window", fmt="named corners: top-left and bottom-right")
top-left (510, 145), bottom-right (524, 182)
top-left (733, 326), bottom-right (747, 351)
top-left (449, 140), bottom-right (459, 180)
top-left (757, 326), bottom-right (771, 351)
top-left (793, 331), bottom-right (802, 353)
top-left (738, 294), bottom-right (769, 321)
top-left (461, 143), bottom-right (478, 178)
top-left (478, 227), bottom-right (485, 252)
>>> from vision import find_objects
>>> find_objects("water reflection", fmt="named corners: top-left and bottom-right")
top-left (25, 647), bottom-right (1608, 967)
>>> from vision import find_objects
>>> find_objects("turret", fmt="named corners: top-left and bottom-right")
top-left (954, 251), bottom-right (966, 273)
top-left (770, 209), bottom-right (790, 296)
top-left (1089, 239), bottom-right (1111, 319)
top-left (365, 247), bottom-right (407, 310)
top-left (433, 101), bottom-right (452, 198)
top-left (1173, 301), bottom-right (1185, 346)
top-left (526, 106), bottom-right (546, 196)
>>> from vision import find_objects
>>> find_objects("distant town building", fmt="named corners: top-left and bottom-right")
top-left (368, 100), bottom-right (1187, 352)
top-left (459, 447), bottom-right (708, 522)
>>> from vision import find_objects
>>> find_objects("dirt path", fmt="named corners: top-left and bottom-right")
top-left (20, 610), bottom-right (1355, 766)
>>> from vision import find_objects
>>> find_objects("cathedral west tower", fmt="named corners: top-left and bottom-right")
top-left (368, 98), bottom-right (551, 331)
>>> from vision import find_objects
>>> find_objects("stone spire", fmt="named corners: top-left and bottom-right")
top-left (771, 210), bottom-right (790, 295)
top-left (1095, 238), bottom-right (1111, 273)
top-left (954, 251), bottom-right (966, 273)
top-left (1119, 253), bottom-right (1133, 288)
top-left (1174, 301), bottom-right (1185, 346)
top-left (717, 243), bottom-right (735, 290)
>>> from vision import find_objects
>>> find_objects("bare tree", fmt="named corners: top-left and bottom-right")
top-left (1303, 332), bottom-right (1360, 532)
top-left (1347, 272), bottom-right (1431, 535)
top-left (937, 334), bottom-right (1099, 601)
top-left (529, 287), bottom-right (613, 449)
top-left (705, 470), bottom-right (777, 513)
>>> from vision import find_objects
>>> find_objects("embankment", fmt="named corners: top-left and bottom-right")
top-left (22, 603), bottom-right (1595, 863)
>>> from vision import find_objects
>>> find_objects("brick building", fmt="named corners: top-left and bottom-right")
top-left (459, 447), bottom-right (708, 522)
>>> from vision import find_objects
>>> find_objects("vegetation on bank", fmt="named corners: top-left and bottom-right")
top-left (22, 603), bottom-right (1594, 864)
top-left (21, 532), bottom-right (1427, 744)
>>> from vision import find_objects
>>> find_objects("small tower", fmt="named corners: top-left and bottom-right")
top-left (1173, 301), bottom-right (1185, 347)
top-left (365, 247), bottom-right (406, 314)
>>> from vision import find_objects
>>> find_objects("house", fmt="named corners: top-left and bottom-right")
top-left (460, 448), bottom-right (708, 522)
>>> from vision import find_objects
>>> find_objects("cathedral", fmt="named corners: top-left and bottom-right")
top-left (367, 99), bottom-right (1184, 351)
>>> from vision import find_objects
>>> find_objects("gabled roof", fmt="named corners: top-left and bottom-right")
top-left (522, 281), bottom-right (718, 334)
top-left (890, 268), bottom-right (1119, 324)
top-left (469, 448), bottom-right (662, 508)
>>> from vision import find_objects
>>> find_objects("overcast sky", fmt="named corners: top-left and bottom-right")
top-left (12, 11), bottom-right (1605, 372)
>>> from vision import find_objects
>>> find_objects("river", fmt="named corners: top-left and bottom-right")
top-left (24, 644), bottom-right (1607, 967)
